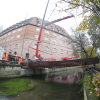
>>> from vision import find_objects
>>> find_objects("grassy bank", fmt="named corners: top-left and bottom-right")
top-left (0, 78), bottom-right (36, 96)
top-left (84, 74), bottom-right (100, 100)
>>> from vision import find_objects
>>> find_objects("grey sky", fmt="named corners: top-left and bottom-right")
top-left (0, 0), bottom-right (82, 35)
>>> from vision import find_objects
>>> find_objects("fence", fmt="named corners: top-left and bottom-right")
top-left (86, 65), bottom-right (100, 100)
top-left (0, 59), bottom-right (20, 65)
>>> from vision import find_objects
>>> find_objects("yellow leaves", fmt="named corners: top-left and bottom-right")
top-left (86, 46), bottom-right (97, 58)
top-left (80, 46), bottom-right (97, 58)
top-left (86, 26), bottom-right (89, 29)
top-left (94, 88), bottom-right (98, 91)
top-left (73, 2), bottom-right (77, 5)
top-left (82, 6), bottom-right (85, 9)
top-left (76, 16), bottom-right (90, 32)
top-left (69, 4), bottom-right (76, 8)
top-left (76, 0), bottom-right (80, 3)
top-left (76, 22), bottom-right (88, 32)
top-left (68, 0), bottom-right (80, 8)
top-left (90, 91), bottom-right (92, 94)
top-left (88, 74), bottom-right (100, 97)
top-left (59, 10), bottom-right (61, 12)
top-left (58, 0), bottom-right (62, 4)
top-left (58, 9), bottom-right (63, 12)
top-left (96, 93), bottom-right (99, 97)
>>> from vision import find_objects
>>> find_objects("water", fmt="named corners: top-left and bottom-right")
top-left (0, 68), bottom-right (84, 100)
top-left (43, 71), bottom-right (79, 84)
top-left (0, 96), bottom-right (9, 100)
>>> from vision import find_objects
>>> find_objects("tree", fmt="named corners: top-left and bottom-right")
top-left (73, 46), bottom-right (78, 56)
top-left (88, 17), bottom-right (100, 50)
top-left (52, 0), bottom-right (100, 58)
top-left (65, 29), bottom-right (98, 58)
top-left (55, 0), bottom-right (100, 31)
top-left (82, 46), bottom-right (97, 58)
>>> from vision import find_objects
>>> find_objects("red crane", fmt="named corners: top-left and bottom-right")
top-left (35, 15), bottom-right (74, 60)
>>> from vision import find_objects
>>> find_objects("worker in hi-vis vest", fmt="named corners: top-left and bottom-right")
top-left (2, 52), bottom-right (6, 60)
top-left (5, 53), bottom-right (8, 61)
top-left (19, 57), bottom-right (23, 63)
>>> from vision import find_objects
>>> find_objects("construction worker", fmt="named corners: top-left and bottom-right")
top-left (8, 52), bottom-right (11, 62)
top-left (5, 53), bottom-right (8, 61)
top-left (2, 52), bottom-right (6, 60)
top-left (19, 57), bottom-right (23, 63)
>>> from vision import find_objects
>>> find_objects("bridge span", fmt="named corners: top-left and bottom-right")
top-left (21, 57), bottom-right (99, 68)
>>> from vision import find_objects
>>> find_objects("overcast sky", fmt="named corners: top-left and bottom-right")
top-left (0, 0), bottom-right (83, 35)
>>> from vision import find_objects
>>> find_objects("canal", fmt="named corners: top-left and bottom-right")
top-left (0, 68), bottom-right (84, 100)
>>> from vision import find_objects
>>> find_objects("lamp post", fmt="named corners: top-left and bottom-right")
top-left (14, 51), bottom-right (17, 64)
top-left (26, 53), bottom-right (29, 67)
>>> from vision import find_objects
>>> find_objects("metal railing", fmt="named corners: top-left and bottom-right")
top-left (0, 59), bottom-right (20, 65)
top-left (86, 65), bottom-right (100, 100)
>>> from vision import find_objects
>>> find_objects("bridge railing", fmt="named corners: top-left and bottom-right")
top-left (86, 65), bottom-right (100, 100)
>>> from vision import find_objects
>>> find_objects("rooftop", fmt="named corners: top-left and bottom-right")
top-left (0, 17), bottom-right (68, 36)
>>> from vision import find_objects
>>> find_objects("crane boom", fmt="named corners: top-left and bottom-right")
top-left (45, 15), bottom-right (74, 26)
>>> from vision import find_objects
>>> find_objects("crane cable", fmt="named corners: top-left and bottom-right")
top-left (46, 6), bottom-right (57, 23)
top-left (44, 5), bottom-right (57, 59)
top-left (21, 10), bottom-right (29, 58)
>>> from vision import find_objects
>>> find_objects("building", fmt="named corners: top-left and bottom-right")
top-left (0, 17), bottom-right (73, 60)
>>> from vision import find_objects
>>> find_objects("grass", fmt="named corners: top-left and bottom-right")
top-left (0, 78), bottom-right (36, 96)
top-left (51, 84), bottom-right (61, 90)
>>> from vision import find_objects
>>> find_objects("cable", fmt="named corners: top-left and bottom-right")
top-left (46, 6), bottom-right (57, 23)
top-left (21, 10), bottom-right (29, 58)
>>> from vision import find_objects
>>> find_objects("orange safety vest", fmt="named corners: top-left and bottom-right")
top-left (2, 53), bottom-right (6, 58)
top-left (5, 54), bottom-right (8, 60)
top-left (19, 58), bottom-right (22, 63)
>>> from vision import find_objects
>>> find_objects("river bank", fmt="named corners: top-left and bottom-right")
top-left (0, 68), bottom-right (84, 100)
top-left (9, 80), bottom-right (83, 100)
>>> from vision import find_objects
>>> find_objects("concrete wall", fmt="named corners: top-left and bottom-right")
top-left (0, 66), bottom-right (69, 78)
top-left (84, 84), bottom-right (95, 100)
top-left (0, 66), bottom-right (49, 78)
top-left (0, 66), bottom-right (21, 78)
top-left (84, 85), bottom-right (88, 100)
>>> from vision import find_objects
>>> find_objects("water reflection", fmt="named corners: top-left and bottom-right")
top-left (44, 71), bottom-right (79, 84)
top-left (0, 96), bottom-right (9, 100)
